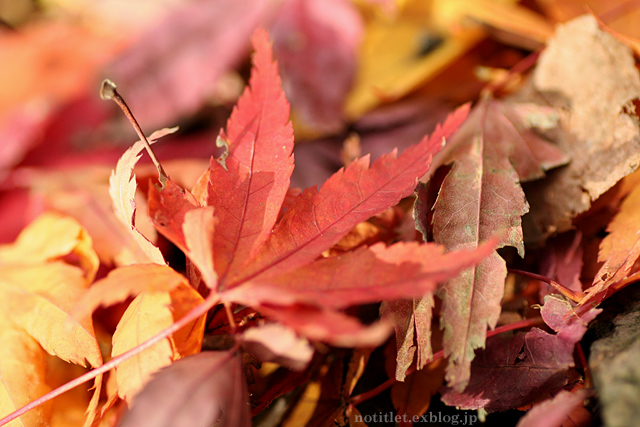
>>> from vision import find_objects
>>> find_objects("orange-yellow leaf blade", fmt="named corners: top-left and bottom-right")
top-left (111, 284), bottom-right (205, 403)
top-left (73, 264), bottom-right (190, 321)
top-left (109, 128), bottom-right (177, 265)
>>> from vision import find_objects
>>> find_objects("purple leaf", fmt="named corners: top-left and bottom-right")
top-left (271, 0), bottom-right (362, 133)
top-left (441, 295), bottom-right (599, 412)
top-left (119, 351), bottom-right (250, 427)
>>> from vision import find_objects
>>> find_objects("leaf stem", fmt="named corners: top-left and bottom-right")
top-left (348, 316), bottom-right (544, 407)
top-left (575, 342), bottom-right (592, 389)
top-left (224, 302), bottom-right (237, 332)
top-left (508, 268), bottom-right (585, 303)
top-left (100, 79), bottom-right (169, 186)
top-left (482, 49), bottom-right (541, 96)
top-left (0, 292), bottom-right (221, 427)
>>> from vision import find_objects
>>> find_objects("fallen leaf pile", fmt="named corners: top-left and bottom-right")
top-left (3, 1), bottom-right (640, 426)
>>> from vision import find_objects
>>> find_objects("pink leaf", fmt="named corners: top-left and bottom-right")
top-left (271, 0), bottom-right (362, 133)
top-left (516, 389), bottom-right (592, 427)
top-left (106, 0), bottom-right (277, 128)
top-left (119, 351), bottom-right (250, 427)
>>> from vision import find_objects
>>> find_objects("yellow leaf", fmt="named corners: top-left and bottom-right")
top-left (0, 263), bottom-right (102, 368)
top-left (111, 284), bottom-right (205, 403)
top-left (344, 0), bottom-right (485, 120)
top-left (346, 0), bottom-right (540, 120)
top-left (0, 324), bottom-right (52, 427)
top-left (46, 357), bottom-right (91, 427)
top-left (0, 212), bottom-right (99, 282)
top-left (109, 127), bottom-right (178, 266)
top-left (73, 264), bottom-right (190, 321)
top-left (0, 214), bottom-right (104, 426)
top-left (435, 0), bottom-right (552, 46)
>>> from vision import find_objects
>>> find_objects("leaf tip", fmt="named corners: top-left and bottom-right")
top-left (215, 135), bottom-right (230, 171)
top-left (100, 79), bottom-right (117, 101)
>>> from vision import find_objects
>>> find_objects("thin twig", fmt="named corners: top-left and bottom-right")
top-left (100, 79), bottom-right (169, 186)
top-left (348, 317), bottom-right (544, 407)
top-left (0, 292), bottom-right (221, 427)
top-left (482, 49), bottom-right (542, 96)
top-left (509, 268), bottom-right (585, 303)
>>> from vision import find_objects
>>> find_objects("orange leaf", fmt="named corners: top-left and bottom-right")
top-left (0, 214), bottom-right (103, 426)
top-left (579, 184), bottom-right (640, 310)
top-left (111, 283), bottom-right (205, 402)
top-left (72, 264), bottom-right (189, 321)
top-left (0, 212), bottom-right (99, 282)
top-left (0, 325), bottom-right (52, 426)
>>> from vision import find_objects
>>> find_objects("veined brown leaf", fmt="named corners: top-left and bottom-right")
top-left (427, 97), bottom-right (567, 390)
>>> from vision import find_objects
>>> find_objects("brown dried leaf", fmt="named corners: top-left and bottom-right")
top-left (524, 15), bottom-right (640, 243)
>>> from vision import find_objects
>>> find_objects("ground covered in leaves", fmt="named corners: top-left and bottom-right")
top-left (2, 1), bottom-right (640, 426)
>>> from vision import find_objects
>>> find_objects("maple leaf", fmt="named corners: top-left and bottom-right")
top-left (109, 127), bottom-right (177, 266)
top-left (146, 28), bottom-right (494, 348)
top-left (415, 96), bottom-right (568, 390)
top-left (0, 213), bottom-right (103, 426)
top-left (111, 283), bottom-right (205, 403)
top-left (441, 295), bottom-right (599, 412)
top-left (118, 351), bottom-right (251, 427)
top-left (577, 183), bottom-right (640, 311)
top-left (516, 388), bottom-right (592, 427)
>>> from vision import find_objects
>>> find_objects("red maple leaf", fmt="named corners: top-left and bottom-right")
top-left (146, 28), bottom-right (495, 347)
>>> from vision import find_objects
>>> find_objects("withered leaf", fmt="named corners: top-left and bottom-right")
top-left (524, 15), bottom-right (640, 243)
